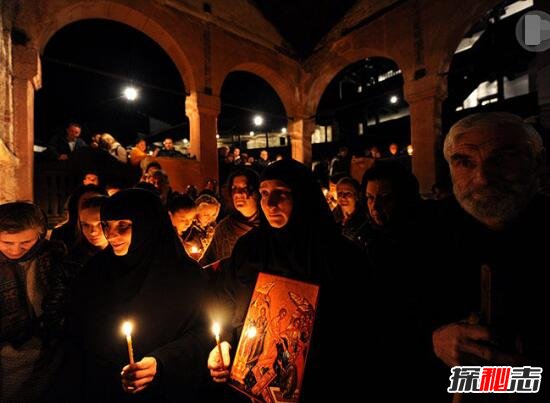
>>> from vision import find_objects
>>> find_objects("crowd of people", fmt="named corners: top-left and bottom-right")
top-left (46, 122), bottom-right (193, 166)
top-left (0, 112), bottom-right (547, 402)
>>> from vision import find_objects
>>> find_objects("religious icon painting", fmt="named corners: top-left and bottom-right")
top-left (229, 273), bottom-right (319, 403)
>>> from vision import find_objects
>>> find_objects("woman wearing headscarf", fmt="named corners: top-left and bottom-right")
top-left (332, 176), bottom-right (369, 251)
top-left (199, 168), bottom-right (260, 268)
top-left (207, 159), bottom-right (365, 402)
top-left (62, 188), bottom-right (209, 402)
top-left (50, 184), bottom-right (105, 250)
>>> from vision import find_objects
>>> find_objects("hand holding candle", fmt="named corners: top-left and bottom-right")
top-left (122, 321), bottom-right (134, 364)
top-left (212, 321), bottom-right (225, 368)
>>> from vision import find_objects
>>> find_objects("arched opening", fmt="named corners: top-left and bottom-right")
top-left (34, 19), bottom-right (188, 222)
top-left (218, 71), bottom-right (288, 167)
top-left (313, 57), bottom-right (409, 181)
top-left (36, 19), bottom-right (188, 152)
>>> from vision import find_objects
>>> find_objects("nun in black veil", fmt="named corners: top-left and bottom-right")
top-left (207, 159), bottom-right (366, 402)
top-left (61, 188), bottom-right (210, 402)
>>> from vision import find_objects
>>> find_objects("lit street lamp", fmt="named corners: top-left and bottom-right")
top-left (123, 86), bottom-right (139, 101)
top-left (253, 115), bottom-right (268, 148)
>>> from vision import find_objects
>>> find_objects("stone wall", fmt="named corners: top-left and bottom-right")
top-left (0, 1), bottom-right (18, 203)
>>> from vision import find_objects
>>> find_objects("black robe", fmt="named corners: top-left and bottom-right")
top-left (61, 188), bottom-right (210, 402)
top-left (215, 159), bottom-right (366, 402)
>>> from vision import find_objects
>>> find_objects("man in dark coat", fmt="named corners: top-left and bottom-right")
top-left (432, 112), bottom-right (549, 400)
top-left (48, 122), bottom-right (87, 160)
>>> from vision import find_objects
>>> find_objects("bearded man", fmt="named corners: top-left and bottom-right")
top-left (431, 112), bottom-right (548, 400)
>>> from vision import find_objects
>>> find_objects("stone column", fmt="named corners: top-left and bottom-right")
top-left (10, 45), bottom-right (41, 202)
top-left (186, 92), bottom-right (220, 182)
top-left (405, 78), bottom-right (446, 195)
top-left (289, 117), bottom-right (315, 166)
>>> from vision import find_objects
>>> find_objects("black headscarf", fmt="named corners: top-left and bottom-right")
top-left (65, 188), bottom-right (208, 402)
top-left (101, 188), bottom-right (183, 267)
top-left (218, 160), bottom-right (365, 402)
top-left (255, 159), bottom-right (341, 281)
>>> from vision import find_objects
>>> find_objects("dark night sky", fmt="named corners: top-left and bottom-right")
top-left (35, 19), bottom-right (292, 148)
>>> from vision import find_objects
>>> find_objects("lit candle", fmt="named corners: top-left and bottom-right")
top-left (212, 321), bottom-right (225, 368)
top-left (122, 321), bottom-right (135, 364)
top-left (189, 245), bottom-right (201, 260)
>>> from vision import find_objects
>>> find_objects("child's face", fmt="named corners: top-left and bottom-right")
top-left (196, 203), bottom-right (219, 228)
top-left (170, 208), bottom-right (196, 234)
top-left (0, 228), bottom-right (41, 260)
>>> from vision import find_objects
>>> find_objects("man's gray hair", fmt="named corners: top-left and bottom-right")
top-left (443, 112), bottom-right (544, 162)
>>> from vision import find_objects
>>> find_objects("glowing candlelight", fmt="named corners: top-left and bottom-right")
top-left (122, 321), bottom-right (135, 364)
top-left (212, 321), bottom-right (225, 368)
top-left (189, 244), bottom-right (202, 260)
top-left (246, 326), bottom-right (257, 338)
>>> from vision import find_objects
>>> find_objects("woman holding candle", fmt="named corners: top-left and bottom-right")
top-left (207, 159), bottom-right (366, 402)
top-left (62, 188), bottom-right (210, 402)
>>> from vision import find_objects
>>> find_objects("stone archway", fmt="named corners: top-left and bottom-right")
top-left (304, 48), bottom-right (406, 119)
top-left (8, 0), bottom-right (199, 201)
top-left (224, 62), bottom-right (295, 118)
top-left (217, 61), bottom-right (303, 161)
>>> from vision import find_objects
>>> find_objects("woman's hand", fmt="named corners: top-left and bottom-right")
top-left (207, 341), bottom-right (231, 383)
top-left (121, 356), bottom-right (157, 394)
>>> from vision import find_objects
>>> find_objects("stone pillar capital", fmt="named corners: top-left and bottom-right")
top-left (187, 92), bottom-right (221, 116)
top-left (404, 74), bottom-right (447, 104)
top-left (12, 45), bottom-right (41, 90)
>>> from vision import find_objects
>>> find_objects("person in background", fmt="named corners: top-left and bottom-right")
top-left (232, 147), bottom-right (242, 165)
top-left (46, 196), bottom-right (111, 343)
top-left (151, 170), bottom-right (173, 206)
top-left (168, 193), bottom-right (196, 245)
top-left (329, 146), bottom-right (351, 177)
top-left (129, 138), bottom-right (149, 166)
top-left (157, 138), bottom-right (184, 158)
top-left (388, 142), bottom-right (399, 157)
top-left (200, 168), bottom-right (260, 268)
top-left (50, 184), bottom-right (106, 251)
top-left (332, 176), bottom-right (368, 251)
top-left (48, 122), bottom-right (87, 160)
top-left (82, 171), bottom-right (99, 186)
top-left (89, 132), bottom-right (102, 150)
top-left (100, 133), bottom-right (127, 164)
top-left (257, 150), bottom-right (270, 169)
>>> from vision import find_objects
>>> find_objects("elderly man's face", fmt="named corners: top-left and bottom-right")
top-left (448, 127), bottom-right (539, 228)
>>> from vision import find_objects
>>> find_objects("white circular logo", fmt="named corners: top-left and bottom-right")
top-left (516, 10), bottom-right (550, 52)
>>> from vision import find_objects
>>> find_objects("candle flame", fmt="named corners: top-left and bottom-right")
top-left (122, 321), bottom-right (133, 337)
top-left (212, 321), bottom-right (221, 338)
top-left (246, 326), bottom-right (257, 338)
top-left (191, 245), bottom-right (199, 253)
